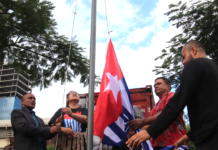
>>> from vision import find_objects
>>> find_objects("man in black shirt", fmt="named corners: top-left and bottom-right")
top-left (126, 40), bottom-right (218, 150)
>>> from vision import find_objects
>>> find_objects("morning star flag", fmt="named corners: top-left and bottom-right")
top-left (93, 38), bottom-right (135, 145)
top-left (160, 145), bottom-right (189, 150)
top-left (93, 39), bottom-right (153, 150)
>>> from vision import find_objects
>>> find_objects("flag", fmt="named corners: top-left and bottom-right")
top-left (160, 145), bottom-right (189, 150)
top-left (94, 38), bottom-right (135, 145)
top-left (137, 129), bottom-right (153, 150)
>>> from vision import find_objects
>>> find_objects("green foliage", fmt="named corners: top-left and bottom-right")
top-left (186, 124), bottom-right (196, 150)
top-left (153, 0), bottom-right (218, 88)
top-left (0, 0), bottom-right (99, 89)
top-left (47, 144), bottom-right (54, 150)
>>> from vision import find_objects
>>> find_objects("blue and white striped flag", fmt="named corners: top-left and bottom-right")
top-left (160, 145), bottom-right (189, 150)
top-left (138, 128), bottom-right (189, 150)
top-left (137, 129), bottom-right (153, 150)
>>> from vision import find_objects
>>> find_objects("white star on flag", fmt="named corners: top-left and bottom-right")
top-left (104, 72), bottom-right (120, 102)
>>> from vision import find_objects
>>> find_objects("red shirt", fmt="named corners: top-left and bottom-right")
top-left (150, 92), bottom-right (186, 147)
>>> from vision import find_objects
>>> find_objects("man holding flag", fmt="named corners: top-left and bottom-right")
top-left (128, 77), bottom-right (186, 150)
top-left (93, 38), bottom-right (153, 150)
top-left (126, 41), bottom-right (218, 150)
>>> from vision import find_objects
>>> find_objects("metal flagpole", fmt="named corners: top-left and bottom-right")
top-left (87, 0), bottom-right (97, 149)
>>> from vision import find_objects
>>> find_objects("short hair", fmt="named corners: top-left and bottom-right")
top-left (155, 77), bottom-right (171, 89)
top-left (185, 40), bottom-right (206, 53)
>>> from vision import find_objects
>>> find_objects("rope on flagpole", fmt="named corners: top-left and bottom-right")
top-left (104, 0), bottom-right (112, 34)
top-left (55, 0), bottom-right (78, 149)
top-left (60, 0), bottom-right (78, 116)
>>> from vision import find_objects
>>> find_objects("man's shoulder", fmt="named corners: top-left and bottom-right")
top-left (35, 115), bottom-right (43, 122)
top-left (162, 92), bottom-right (174, 103)
top-left (12, 108), bottom-right (24, 114)
top-left (188, 58), bottom-right (218, 74)
top-left (11, 108), bottom-right (31, 119)
top-left (187, 58), bottom-right (212, 66)
top-left (168, 92), bottom-right (175, 97)
top-left (161, 92), bottom-right (174, 100)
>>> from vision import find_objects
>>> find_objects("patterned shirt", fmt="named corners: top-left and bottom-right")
top-left (150, 92), bottom-right (186, 147)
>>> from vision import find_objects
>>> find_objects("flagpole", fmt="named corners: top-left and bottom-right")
top-left (87, 0), bottom-right (97, 149)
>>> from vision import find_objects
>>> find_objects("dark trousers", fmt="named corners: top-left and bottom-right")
top-left (196, 131), bottom-right (218, 150)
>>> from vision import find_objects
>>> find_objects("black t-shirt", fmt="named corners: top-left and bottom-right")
top-left (147, 58), bottom-right (218, 145)
top-left (49, 107), bottom-right (88, 132)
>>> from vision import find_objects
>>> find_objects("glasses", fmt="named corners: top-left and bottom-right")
top-left (68, 91), bottom-right (78, 95)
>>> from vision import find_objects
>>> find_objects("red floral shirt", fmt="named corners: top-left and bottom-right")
top-left (150, 92), bottom-right (186, 147)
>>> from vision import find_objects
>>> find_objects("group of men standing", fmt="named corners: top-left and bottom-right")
top-left (9, 40), bottom-right (218, 150)
top-left (127, 40), bottom-right (218, 150)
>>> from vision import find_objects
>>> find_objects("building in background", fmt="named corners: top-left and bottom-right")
top-left (0, 64), bottom-right (32, 148)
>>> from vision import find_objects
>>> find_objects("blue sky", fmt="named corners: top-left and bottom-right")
top-left (33, 0), bottom-right (188, 118)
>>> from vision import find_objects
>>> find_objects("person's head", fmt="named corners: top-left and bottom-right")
top-left (21, 93), bottom-right (36, 110)
top-left (182, 40), bottom-right (206, 65)
top-left (154, 77), bottom-right (171, 98)
top-left (66, 91), bottom-right (80, 107)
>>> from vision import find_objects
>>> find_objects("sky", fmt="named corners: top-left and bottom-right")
top-left (33, 0), bottom-right (187, 118)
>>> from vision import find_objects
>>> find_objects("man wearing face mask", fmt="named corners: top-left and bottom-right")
top-left (11, 93), bottom-right (61, 150)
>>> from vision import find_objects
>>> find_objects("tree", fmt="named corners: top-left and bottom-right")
top-left (153, 0), bottom-right (218, 88)
top-left (0, 0), bottom-right (96, 89)
top-left (184, 113), bottom-right (196, 150)
top-left (186, 124), bottom-right (196, 150)
top-left (46, 145), bottom-right (54, 150)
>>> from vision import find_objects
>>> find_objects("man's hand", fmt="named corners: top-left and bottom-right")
top-left (61, 127), bottom-right (74, 137)
top-left (174, 134), bottom-right (189, 150)
top-left (50, 123), bottom-right (61, 134)
top-left (63, 107), bottom-right (73, 117)
top-left (126, 130), bottom-right (150, 149)
top-left (128, 119), bottom-right (145, 130)
top-left (55, 115), bottom-right (63, 125)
